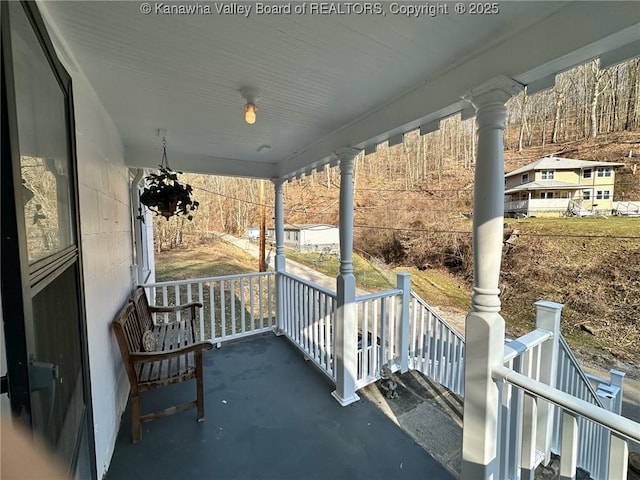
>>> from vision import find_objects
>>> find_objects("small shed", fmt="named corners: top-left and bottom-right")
top-left (268, 224), bottom-right (339, 252)
top-left (245, 227), bottom-right (260, 241)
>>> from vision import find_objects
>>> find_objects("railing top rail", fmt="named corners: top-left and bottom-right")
top-left (142, 270), bottom-right (274, 288)
top-left (280, 271), bottom-right (337, 298)
top-left (493, 365), bottom-right (640, 443)
top-left (409, 291), bottom-right (465, 342)
top-left (355, 289), bottom-right (402, 303)
top-left (503, 329), bottom-right (553, 363)
top-left (559, 334), bottom-right (604, 408)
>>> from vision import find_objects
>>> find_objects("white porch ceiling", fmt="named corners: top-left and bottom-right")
top-left (40, 1), bottom-right (639, 180)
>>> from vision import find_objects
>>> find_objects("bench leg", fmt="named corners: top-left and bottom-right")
top-left (131, 393), bottom-right (142, 443)
top-left (196, 351), bottom-right (205, 422)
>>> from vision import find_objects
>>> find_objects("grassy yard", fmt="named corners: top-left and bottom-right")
top-left (285, 249), bottom-right (393, 291)
top-left (396, 267), bottom-right (471, 313)
top-left (506, 216), bottom-right (639, 237)
top-left (155, 237), bottom-right (259, 282)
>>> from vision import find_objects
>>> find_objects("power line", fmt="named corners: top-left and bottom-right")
top-left (354, 224), bottom-right (640, 240)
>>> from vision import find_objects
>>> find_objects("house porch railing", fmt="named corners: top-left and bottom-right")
top-left (143, 272), bottom-right (276, 345)
top-left (279, 271), bottom-right (337, 381)
top-left (142, 272), bottom-right (639, 479)
top-left (505, 198), bottom-right (571, 216)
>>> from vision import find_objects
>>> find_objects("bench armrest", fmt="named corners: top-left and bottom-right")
top-left (149, 302), bottom-right (203, 313)
top-left (130, 341), bottom-right (214, 363)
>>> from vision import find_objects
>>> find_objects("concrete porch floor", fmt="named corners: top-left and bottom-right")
top-left (107, 333), bottom-right (454, 480)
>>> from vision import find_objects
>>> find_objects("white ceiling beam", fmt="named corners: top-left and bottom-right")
top-left (388, 134), bottom-right (404, 147)
top-left (526, 75), bottom-right (557, 96)
top-left (420, 121), bottom-right (440, 136)
top-left (364, 144), bottom-right (377, 155)
top-left (125, 146), bottom-right (277, 179)
top-left (278, 3), bottom-right (639, 178)
top-left (599, 40), bottom-right (640, 69)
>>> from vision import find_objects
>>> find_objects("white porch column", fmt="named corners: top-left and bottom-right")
top-left (273, 179), bottom-right (286, 335)
top-left (332, 147), bottom-right (361, 406)
top-left (461, 76), bottom-right (523, 479)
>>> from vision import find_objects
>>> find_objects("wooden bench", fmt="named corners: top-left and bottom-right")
top-left (112, 287), bottom-right (213, 442)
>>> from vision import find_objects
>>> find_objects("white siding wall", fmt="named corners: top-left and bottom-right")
top-left (300, 226), bottom-right (339, 249)
top-left (72, 76), bottom-right (132, 478)
top-left (41, 58), bottom-right (131, 478)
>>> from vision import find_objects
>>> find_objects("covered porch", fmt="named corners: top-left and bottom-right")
top-left (107, 333), bottom-right (453, 479)
top-left (1, 2), bottom-right (639, 480)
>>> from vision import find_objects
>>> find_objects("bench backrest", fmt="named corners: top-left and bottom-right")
top-left (112, 301), bottom-right (143, 385)
top-left (131, 287), bottom-right (155, 332)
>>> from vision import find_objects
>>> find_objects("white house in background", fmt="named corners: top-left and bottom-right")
top-left (245, 227), bottom-right (260, 241)
top-left (504, 157), bottom-right (625, 217)
top-left (267, 224), bottom-right (339, 252)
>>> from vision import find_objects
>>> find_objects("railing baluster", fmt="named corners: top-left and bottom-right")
top-left (249, 276), bottom-right (255, 332)
top-left (209, 281), bottom-right (215, 341)
top-left (240, 277), bottom-right (246, 334)
top-left (419, 307), bottom-right (426, 372)
top-left (371, 299), bottom-right (378, 377)
top-left (220, 280), bottom-right (227, 338)
top-left (319, 292), bottom-right (326, 369)
top-left (409, 298), bottom-right (418, 368)
top-left (445, 328), bottom-right (452, 388)
top-left (380, 298), bottom-right (387, 366)
top-left (257, 275), bottom-right (263, 330)
top-left (560, 411), bottom-right (578, 480)
top-left (362, 300), bottom-right (369, 381)
top-left (608, 434), bottom-right (628, 479)
top-left (162, 286), bottom-right (169, 324)
top-left (175, 284), bottom-right (181, 322)
top-left (313, 288), bottom-right (318, 360)
top-left (324, 295), bottom-right (333, 376)
top-left (198, 282), bottom-right (204, 341)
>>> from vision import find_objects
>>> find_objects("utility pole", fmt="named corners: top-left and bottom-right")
top-left (259, 179), bottom-right (266, 272)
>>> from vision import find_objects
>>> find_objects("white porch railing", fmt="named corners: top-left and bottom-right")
top-left (354, 288), bottom-right (403, 389)
top-left (492, 301), bottom-right (640, 479)
top-left (505, 198), bottom-right (571, 215)
top-left (143, 270), bottom-right (639, 479)
top-left (142, 272), bottom-right (276, 344)
top-left (553, 335), bottom-right (611, 478)
top-left (408, 292), bottom-right (465, 396)
top-left (280, 272), bottom-right (337, 381)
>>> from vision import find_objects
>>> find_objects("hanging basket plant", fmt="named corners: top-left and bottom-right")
top-left (138, 138), bottom-right (199, 221)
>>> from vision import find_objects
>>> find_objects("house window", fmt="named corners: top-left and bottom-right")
top-left (521, 173), bottom-right (529, 183)
top-left (596, 190), bottom-right (611, 200)
top-left (582, 168), bottom-right (592, 179)
top-left (294, 231), bottom-right (299, 241)
top-left (560, 191), bottom-right (569, 198)
top-left (597, 167), bottom-right (612, 178)
top-left (582, 190), bottom-right (592, 201)
top-left (540, 192), bottom-right (553, 199)
top-left (540, 170), bottom-right (555, 180)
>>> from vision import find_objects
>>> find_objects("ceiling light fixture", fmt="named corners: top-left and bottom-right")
top-left (245, 103), bottom-right (257, 124)
top-left (240, 87), bottom-right (260, 125)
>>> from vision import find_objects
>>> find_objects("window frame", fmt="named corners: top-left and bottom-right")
top-left (597, 167), bottom-right (612, 178)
